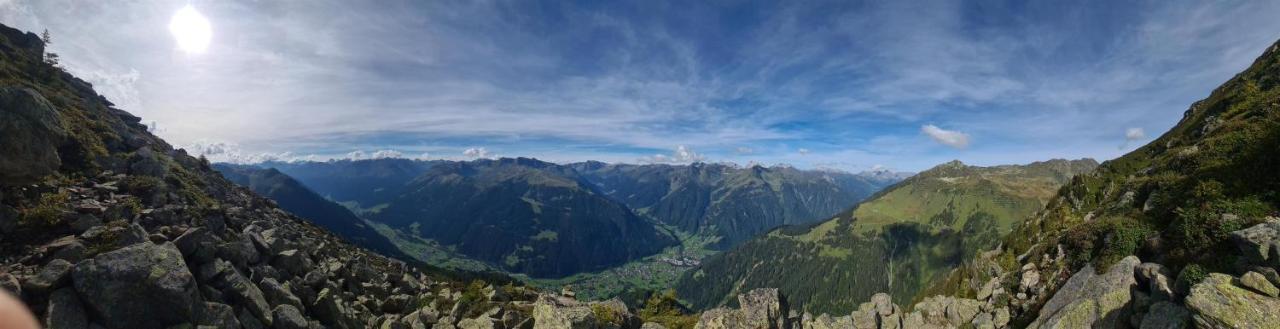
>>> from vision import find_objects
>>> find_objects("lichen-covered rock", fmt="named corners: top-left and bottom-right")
top-left (1138, 301), bottom-right (1190, 329)
top-left (272, 304), bottom-right (309, 329)
top-left (1185, 273), bottom-right (1280, 328)
top-left (534, 297), bottom-right (596, 329)
top-left (0, 86), bottom-right (68, 185)
top-left (1239, 271), bottom-right (1279, 297)
top-left (1030, 255), bottom-right (1140, 329)
top-left (71, 242), bottom-right (199, 329)
top-left (695, 307), bottom-right (746, 329)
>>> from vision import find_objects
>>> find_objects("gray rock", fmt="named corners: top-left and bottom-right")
top-left (972, 312), bottom-right (994, 329)
top-left (23, 258), bottom-right (73, 297)
top-left (217, 233), bottom-right (262, 268)
top-left (383, 294), bottom-right (413, 314)
top-left (259, 278), bottom-right (304, 312)
top-left (1138, 301), bottom-right (1190, 329)
top-left (737, 288), bottom-right (788, 329)
top-left (128, 147), bottom-right (168, 177)
top-left (870, 293), bottom-right (894, 316)
top-left (457, 317), bottom-right (495, 329)
top-left (1029, 255), bottom-right (1140, 329)
top-left (0, 272), bottom-right (20, 296)
top-left (71, 242), bottom-right (200, 329)
top-left (1230, 219), bottom-right (1280, 266)
top-left (0, 86), bottom-right (68, 185)
top-left (197, 302), bottom-right (241, 329)
top-left (274, 250), bottom-right (313, 276)
top-left (1239, 271), bottom-right (1279, 297)
top-left (693, 308), bottom-right (742, 329)
top-left (640, 323), bottom-right (666, 329)
top-left (313, 288), bottom-right (359, 329)
top-left (945, 298), bottom-right (981, 326)
top-left (0, 205), bottom-right (18, 234)
top-left (238, 307), bottom-right (267, 329)
top-left (1185, 273), bottom-right (1280, 328)
top-left (45, 288), bottom-right (89, 329)
top-left (70, 214), bottom-right (102, 233)
top-left (993, 308), bottom-right (1010, 328)
top-left (272, 304), bottom-right (309, 329)
top-left (200, 259), bottom-right (273, 326)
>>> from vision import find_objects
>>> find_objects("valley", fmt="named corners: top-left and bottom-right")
top-left (236, 157), bottom-right (903, 300)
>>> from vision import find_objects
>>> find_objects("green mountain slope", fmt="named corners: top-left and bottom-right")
top-left (571, 162), bottom-right (897, 249)
top-left (212, 163), bottom-right (408, 259)
top-left (674, 159), bottom-right (1097, 314)
top-left (371, 157), bottom-right (679, 278)
top-left (260, 158), bottom-right (436, 210)
top-left (921, 37), bottom-right (1280, 326)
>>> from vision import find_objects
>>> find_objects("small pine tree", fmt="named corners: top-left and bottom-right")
top-left (41, 29), bottom-right (61, 68)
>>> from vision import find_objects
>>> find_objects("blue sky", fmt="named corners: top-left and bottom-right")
top-left (4, 0), bottom-right (1280, 171)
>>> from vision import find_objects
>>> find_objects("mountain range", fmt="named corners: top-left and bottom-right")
top-left (243, 157), bottom-right (901, 278)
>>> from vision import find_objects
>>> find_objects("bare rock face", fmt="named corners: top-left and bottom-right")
top-left (0, 86), bottom-right (68, 185)
top-left (1029, 256), bottom-right (1140, 329)
top-left (738, 288), bottom-right (789, 329)
top-left (71, 242), bottom-right (200, 329)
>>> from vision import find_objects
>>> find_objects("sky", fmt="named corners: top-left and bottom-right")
top-left (3, 0), bottom-right (1280, 172)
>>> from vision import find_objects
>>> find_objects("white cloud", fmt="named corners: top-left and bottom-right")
top-left (921, 124), bottom-right (971, 149)
top-left (418, 152), bottom-right (431, 160)
top-left (734, 146), bottom-right (754, 155)
top-left (640, 145), bottom-right (705, 164)
top-left (369, 149), bottom-right (404, 159)
top-left (1125, 127), bottom-right (1145, 141)
top-left (345, 150), bottom-right (368, 160)
top-left (183, 140), bottom-right (300, 164)
top-left (463, 147), bottom-right (492, 159)
top-left (797, 148), bottom-right (811, 155)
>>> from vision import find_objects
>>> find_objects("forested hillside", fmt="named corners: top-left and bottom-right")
top-left (676, 159), bottom-right (1097, 314)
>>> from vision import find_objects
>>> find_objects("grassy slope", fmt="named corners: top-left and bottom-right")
top-left (675, 159), bottom-right (1095, 314)
top-left (923, 39), bottom-right (1280, 326)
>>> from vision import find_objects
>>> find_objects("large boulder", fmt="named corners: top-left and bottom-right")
top-left (71, 242), bottom-right (200, 329)
top-left (533, 297), bottom-right (596, 329)
top-left (694, 308), bottom-right (746, 329)
top-left (1029, 256), bottom-right (1140, 329)
top-left (45, 287), bottom-right (89, 329)
top-left (1138, 301), bottom-right (1190, 329)
top-left (1184, 273), bottom-right (1280, 328)
top-left (737, 288), bottom-right (788, 329)
top-left (0, 86), bottom-right (68, 185)
top-left (1231, 219), bottom-right (1280, 268)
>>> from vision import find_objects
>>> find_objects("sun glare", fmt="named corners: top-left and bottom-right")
top-left (169, 5), bottom-right (211, 54)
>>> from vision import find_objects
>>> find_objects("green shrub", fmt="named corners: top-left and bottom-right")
top-left (19, 190), bottom-right (69, 227)
top-left (592, 304), bottom-right (623, 326)
top-left (1064, 216), bottom-right (1155, 271)
top-left (638, 290), bottom-right (696, 329)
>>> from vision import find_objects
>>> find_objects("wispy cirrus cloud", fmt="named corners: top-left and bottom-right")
top-left (8, 0), bottom-right (1280, 171)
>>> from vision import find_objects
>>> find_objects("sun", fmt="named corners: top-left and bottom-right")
top-left (169, 5), bottom-right (211, 54)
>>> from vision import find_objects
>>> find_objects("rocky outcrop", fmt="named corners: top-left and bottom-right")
top-left (1029, 256), bottom-right (1140, 328)
top-left (1185, 273), bottom-right (1280, 328)
top-left (694, 288), bottom-right (792, 329)
top-left (71, 242), bottom-right (200, 329)
top-left (0, 86), bottom-right (68, 185)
